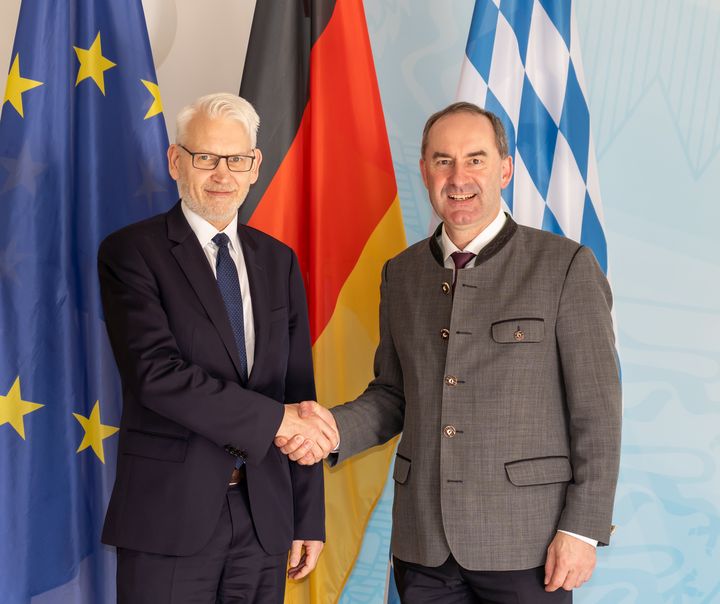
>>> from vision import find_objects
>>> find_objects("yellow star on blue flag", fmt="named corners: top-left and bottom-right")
top-left (141, 79), bottom-right (164, 119)
top-left (74, 32), bottom-right (117, 95)
top-left (2, 53), bottom-right (43, 118)
top-left (72, 400), bottom-right (119, 464)
top-left (0, 376), bottom-right (43, 439)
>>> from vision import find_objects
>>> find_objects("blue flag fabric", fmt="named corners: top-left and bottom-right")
top-left (0, 1), bottom-right (176, 601)
top-left (457, 0), bottom-right (608, 273)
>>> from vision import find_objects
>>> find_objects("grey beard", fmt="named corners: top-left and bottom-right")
top-left (179, 184), bottom-right (243, 224)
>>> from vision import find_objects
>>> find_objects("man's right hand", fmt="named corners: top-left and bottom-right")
top-left (275, 401), bottom-right (338, 464)
top-left (275, 401), bottom-right (338, 465)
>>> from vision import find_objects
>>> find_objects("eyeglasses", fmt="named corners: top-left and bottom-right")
top-left (178, 144), bottom-right (255, 172)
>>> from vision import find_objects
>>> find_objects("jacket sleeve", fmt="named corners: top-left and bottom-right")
top-left (283, 250), bottom-right (325, 540)
top-left (555, 246), bottom-right (622, 545)
top-left (329, 260), bottom-right (406, 465)
top-left (97, 232), bottom-right (285, 463)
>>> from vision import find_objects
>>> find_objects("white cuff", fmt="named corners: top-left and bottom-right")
top-left (557, 530), bottom-right (598, 548)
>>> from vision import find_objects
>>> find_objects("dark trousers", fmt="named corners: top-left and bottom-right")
top-left (393, 555), bottom-right (573, 604)
top-left (117, 482), bottom-right (287, 604)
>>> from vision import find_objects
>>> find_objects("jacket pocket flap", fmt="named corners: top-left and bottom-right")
top-left (492, 318), bottom-right (544, 343)
top-left (505, 456), bottom-right (572, 486)
top-left (393, 455), bottom-right (411, 484)
top-left (122, 429), bottom-right (188, 463)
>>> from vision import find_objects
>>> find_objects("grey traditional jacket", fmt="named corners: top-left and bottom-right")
top-left (330, 217), bottom-right (621, 571)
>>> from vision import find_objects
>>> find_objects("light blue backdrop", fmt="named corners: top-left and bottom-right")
top-left (341, 1), bottom-right (720, 602)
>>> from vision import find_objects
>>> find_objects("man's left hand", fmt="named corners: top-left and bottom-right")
top-left (544, 532), bottom-right (596, 592)
top-left (287, 540), bottom-right (324, 580)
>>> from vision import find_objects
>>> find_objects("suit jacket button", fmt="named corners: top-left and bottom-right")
top-left (440, 328), bottom-right (449, 340)
top-left (444, 375), bottom-right (458, 386)
top-left (514, 329), bottom-right (525, 341)
top-left (443, 425), bottom-right (457, 438)
top-left (441, 282), bottom-right (451, 294)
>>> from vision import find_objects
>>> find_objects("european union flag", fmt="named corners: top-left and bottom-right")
top-left (0, 1), bottom-right (176, 601)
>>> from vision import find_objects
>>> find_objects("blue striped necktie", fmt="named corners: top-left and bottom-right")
top-left (212, 232), bottom-right (248, 385)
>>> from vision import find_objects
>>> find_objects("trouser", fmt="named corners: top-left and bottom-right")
top-left (117, 480), bottom-right (286, 604)
top-left (393, 554), bottom-right (573, 604)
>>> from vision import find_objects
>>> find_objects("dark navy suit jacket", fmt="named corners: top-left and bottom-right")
top-left (98, 201), bottom-right (324, 556)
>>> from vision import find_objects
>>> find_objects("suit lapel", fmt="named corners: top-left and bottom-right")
top-left (166, 202), bottom-right (246, 381)
top-left (237, 225), bottom-right (270, 389)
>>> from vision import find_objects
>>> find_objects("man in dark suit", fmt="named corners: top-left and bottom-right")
top-left (278, 103), bottom-right (622, 603)
top-left (98, 93), bottom-right (337, 603)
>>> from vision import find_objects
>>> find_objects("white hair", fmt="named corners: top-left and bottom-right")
top-left (175, 93), bottom-right (260, 147)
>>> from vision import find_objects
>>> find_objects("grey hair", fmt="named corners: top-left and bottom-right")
top-left (175, 93), bottom-right (260, 147)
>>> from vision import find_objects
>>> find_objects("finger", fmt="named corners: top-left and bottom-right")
top-left (280, 435), bottom-right (306, 455)
top-left (287, 553), bottom-right (307, 578)
top-left (287, 439), bottom-right (314, 462)
top-left (291, 546), bottom-right (320, 580)
top-left (562, 569), bottom-right (579, 591)
top-left (544, 549), bottom-right (556, 587)
top-left (577, 567), bottom-right (594, 587)
top-left (297, 451), bottom-right (317, 465)
top-left (312, 431), bottom-right (333, 456)
top-left (315, 410), bottom-right (339, 443)
top-left (298, 400), bottom-right (315, 418)
top-left (288, 541), bottom-right (303, 569)
top-left (274, 436), bottom-right (288, 447)
top-left (307, 447), bottom-right (323, 464)
top-left (309, 441), bottom-right (326, 461)
top-left (545, 564), bottom-right (568, 592)
top-left (304, 542), bottom-right (323, 571)
top-left (318, 416), bottom-right (337, 440)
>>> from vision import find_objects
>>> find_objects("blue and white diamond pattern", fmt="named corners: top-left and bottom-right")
top-left (457, 0), bottom-right (608, 273)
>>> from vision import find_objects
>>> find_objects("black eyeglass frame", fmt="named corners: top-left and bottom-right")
top-left (177, 144), bottom-right (256, 172)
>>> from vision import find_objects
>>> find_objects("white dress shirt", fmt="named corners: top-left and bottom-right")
top-left (440, 207), bottom-right (507, 270)
top-left (181, 201), bottom-right (255, 376)
top-left (438, 209), bottom-right (598, 549)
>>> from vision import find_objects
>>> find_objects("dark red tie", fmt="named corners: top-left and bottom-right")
top-left (451, 251), bottom-right (476, 291)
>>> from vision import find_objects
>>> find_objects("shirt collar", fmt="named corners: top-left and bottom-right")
top-left (440, 207), bottom-right (507, 262)
top-left (181, 201), bottom-right (240, 252)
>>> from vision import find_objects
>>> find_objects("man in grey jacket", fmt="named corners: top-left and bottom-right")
top-left (277, 102), bottom-right (621, 603)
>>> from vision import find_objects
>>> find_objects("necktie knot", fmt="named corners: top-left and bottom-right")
top-left (212, 232), bottom-right (230, 249)
top-left (451, 251), bottom-right (476, 270)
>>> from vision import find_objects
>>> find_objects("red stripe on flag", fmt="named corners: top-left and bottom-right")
top-left (247, 0), bottom-right (397, 343)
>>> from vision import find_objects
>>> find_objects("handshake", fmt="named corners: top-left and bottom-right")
top-left (274, 401), bottom-right (338, 465)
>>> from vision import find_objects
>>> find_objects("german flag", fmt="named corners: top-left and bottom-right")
top-left (240, 1), bottom-right (406, 602)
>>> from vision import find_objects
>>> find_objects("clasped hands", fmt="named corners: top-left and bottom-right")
top-left (275, 401), bottom-right (338, 465)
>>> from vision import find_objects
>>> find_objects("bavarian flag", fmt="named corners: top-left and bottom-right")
top-left (0, 1), bottom-right (176, 601)
top-left (240, 1), bottom-right (406, 602)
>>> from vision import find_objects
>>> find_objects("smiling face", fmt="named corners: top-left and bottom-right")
top-left (420, 111), bottom-right (513, 249)
top-left (167, 112), bottom-right (263, 230)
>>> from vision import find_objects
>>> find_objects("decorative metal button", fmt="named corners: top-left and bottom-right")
top-left (444, 375), bottom-right (458, 386)
top-left (440, 328), bottom-right (450, 340)
top-left (443, 425), bottom-right (457, 438)
top-left (514, 329), bottom-right (525, 341)
top-left (441, 282), bottom-right (451, 294)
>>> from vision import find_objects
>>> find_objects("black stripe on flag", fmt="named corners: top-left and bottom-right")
top-left (239, 0), bottom-right (336, 223)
